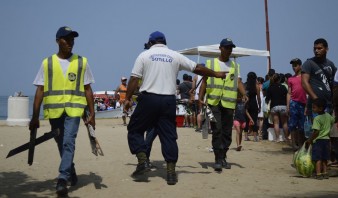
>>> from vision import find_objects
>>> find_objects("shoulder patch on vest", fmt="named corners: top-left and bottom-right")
top-left (230, 74), bottom-right (235, 80)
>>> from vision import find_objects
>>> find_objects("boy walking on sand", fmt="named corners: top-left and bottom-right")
top-left (306, 98), bottom-right (334, 179)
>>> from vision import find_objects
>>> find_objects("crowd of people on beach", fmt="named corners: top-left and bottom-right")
top-left (27, 26), bottom-right (338, 196)
top-left (173, 38), bottom-right (338, 180)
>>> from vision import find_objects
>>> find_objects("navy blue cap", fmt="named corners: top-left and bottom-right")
top-left (220, 38), bottom-right (236, 48)
top-left (148, 31), bottom-right (166, 42)
top-left (56, 26), bottom-right (79, 39)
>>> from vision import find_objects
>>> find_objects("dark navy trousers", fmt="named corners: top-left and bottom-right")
top-left (127, 92), bottom-right (178, 162)
top-left (145, 127), bottom-right (157, 159)
top-left (209, 103), bottom-right (234, 152)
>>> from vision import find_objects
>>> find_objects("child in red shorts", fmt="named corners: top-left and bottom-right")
top-left (306, 98), bottom-right (334, 179)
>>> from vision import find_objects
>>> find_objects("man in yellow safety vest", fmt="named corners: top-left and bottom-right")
top-left (29, 26), bottom-right (95, 196)
top-left (199, 38), bottom-right (247, 172)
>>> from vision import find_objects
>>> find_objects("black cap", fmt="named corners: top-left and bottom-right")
top-left (220, 38), bottom-right (236, 48)
top-left (290, 58), bottom-right (302, 65)
top-left (56, 26), bottom-right (79, 39)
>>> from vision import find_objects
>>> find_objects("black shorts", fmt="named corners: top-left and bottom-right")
top-left (312, 139), bottom-right (330, 161)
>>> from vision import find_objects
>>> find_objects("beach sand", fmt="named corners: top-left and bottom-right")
top-left (0, 119), bottom-right (338, 198)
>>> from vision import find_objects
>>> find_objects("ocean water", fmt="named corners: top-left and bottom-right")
top-left (0, 96), bottom-right (43, 120)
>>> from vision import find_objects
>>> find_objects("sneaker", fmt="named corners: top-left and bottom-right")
top-left (236, 146), bottom-right (242, 151)
top-left (167, 172), bottom-right (178, 185)
top-left (56, 179), bottom-right (68, 196)
top-left (195, 128), bottom-right (202, 132)
top-left (314, 174), bottom-right (323, 180)
top-left (322, 173), bottom-right (329, 179)
top-left (131, 161), bottom-right (150, 178)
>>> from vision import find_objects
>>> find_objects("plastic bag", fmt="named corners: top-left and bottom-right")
top-left (304, 116), bottom-right (312, 138)
top-left (293, 143), bottom-right (315, 177)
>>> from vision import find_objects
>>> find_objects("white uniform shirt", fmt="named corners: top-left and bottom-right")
top-left (33, 54), bottom-right (95, 86)
top-left (218, 59), bottom-right (241, 78)
top-left (131, 44), bottom-right (197, 95)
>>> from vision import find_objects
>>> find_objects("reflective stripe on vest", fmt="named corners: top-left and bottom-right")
top-left (206, 58), bottom-right (239, 109)
top-left (43, 54), bottom-right (87, 119)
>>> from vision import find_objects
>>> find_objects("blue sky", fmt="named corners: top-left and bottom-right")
top-left (1, 0), bottom-right (338, 96)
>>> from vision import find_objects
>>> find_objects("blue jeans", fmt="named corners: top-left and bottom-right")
top-left (288, 100), bottom-right (305, 132)
top-left (50, 113), bottom-right (80, 181)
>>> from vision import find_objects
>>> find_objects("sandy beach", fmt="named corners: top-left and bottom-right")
top-left (1, 118), bottom-right (338, 198)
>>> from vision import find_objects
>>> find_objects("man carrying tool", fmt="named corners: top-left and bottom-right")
top-left (29, 26), bottom-right (95, 196)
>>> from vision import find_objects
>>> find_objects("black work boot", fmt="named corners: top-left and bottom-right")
top-left (68, 164), bottom-right (78, 186)
top-left (132, 152), bottom-right (150, 177)
top-left (213, 150), bottom-right (222, 172)
top-left (146, 158), bottom-right (156, 169)
top-left (167, 162), bottom-right (177, 185)
top-left (56, 178), bottom-right (68, 196)
top-left (69, 171), bottom-right (78, 186)
top-left (214, 160), bottom-right (222, 171)
top-left (221, 150), bottom-right (231, 169)
top-left (222, 159), bottom-right (231, 169)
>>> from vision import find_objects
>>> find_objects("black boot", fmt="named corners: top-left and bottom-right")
top-left (69, 171), bottom-right (78, 186)
top-left (221, 150), bottom-right (231, 169)
top-left (132, 152), bottom-right (150, 177)
top-left (68, 164), bottom-right (78, 186)
top-left (213, 150), bottom-right (222, 172)
top-left (167, 162), bottom-right (177, 185)
top-left (56, 178), bottom-right (68, 196)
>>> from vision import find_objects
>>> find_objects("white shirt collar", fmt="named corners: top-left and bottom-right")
top-left (150, 44), bottom-right (168, 49)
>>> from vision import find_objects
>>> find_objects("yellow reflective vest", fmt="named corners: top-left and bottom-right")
top-left (206, 58), bottom-right (239, 109)
top-left (43, 54), bottom-right (87, 119)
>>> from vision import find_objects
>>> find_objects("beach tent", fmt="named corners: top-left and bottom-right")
top-left (177, 44), bottom-right (270, 62)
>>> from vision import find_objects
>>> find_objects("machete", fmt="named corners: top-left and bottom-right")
top-left (28, 128), bottom-right (37, 165)
top-left (84, 107), bottom-right (104, 156)
top-left (6, 129), bottom-right (59, 159)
